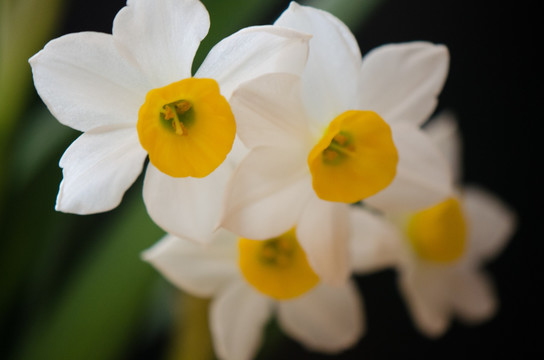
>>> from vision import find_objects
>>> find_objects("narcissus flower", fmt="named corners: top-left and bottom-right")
top-left (350, 113), bottom-right (517, 336)
top-left (221, 2), bottom-right (452, 284)
top-left (30, 0), bottom-right (309, 241)
top-left (143, 226), bottom-right (364, 360)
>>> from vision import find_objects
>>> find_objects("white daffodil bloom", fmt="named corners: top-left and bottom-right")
top-left (144, 225), bottom-right (364, 360)
top-left (221, 2), bottom-right (452, 284)
top-left (350, 113), bottom-right (517, 337)
top-left (30, 0), bottom-right (310, 243)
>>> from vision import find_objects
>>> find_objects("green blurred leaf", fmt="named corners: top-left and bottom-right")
top-left (0, 0), bottom-right (66, 204)
top-left (301, 0), bottom-right (384, 29)
top-left (10, 107), bottom-right (75, 188)
top-left (0, 106), bottom-right (76, 325)
top-left (13, 195), bottom-right (164, 360)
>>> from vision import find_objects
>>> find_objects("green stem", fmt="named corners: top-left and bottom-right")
top-left (167, 293), bottom-right (215, 360)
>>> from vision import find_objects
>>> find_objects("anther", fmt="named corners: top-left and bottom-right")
top-left (333, 133), bottom-right (348, 146)
top-left (175, 100), bottom-right (192, 114)
top-left (323, 148), bottom-right (339, 162)
top-left (162, 106), bottom-right (175, 120)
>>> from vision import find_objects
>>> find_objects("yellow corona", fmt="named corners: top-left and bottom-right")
top-left (137, 78), bottom-right (236, 178)
top-left (308, 110), bottom-right (398, 203)
top-left (407, 197), bottom-right (467, 263)
top-left (238, 228), bottom-right (319, 300)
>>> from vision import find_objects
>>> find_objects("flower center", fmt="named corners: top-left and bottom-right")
top-left (307, 110), bottom-right (398, 203)
top-left (407, 197), bottom-right (467, 263)
top-left (160, 99), bottom-right (194, 135)
top-left (238, 228), bottom-right (319, 300)
top-left (137, 78), bottom-right (236, 178)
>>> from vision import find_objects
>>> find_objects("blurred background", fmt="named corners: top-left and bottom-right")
top-left (0, 0), bottom-right (540, 358)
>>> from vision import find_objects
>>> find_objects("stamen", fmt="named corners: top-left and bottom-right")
top-left (162, 106), bottom-right (175, 121)
top-left (323, 148), bottom-right (339, 162)
top-left (260, 246), bottom-right (277, 262)
top-left (175, 100), bottom-right (192, 113)
top-left (333, 133), bottom-right (348, 146)
top-left (258, 237), bottom-right (295, 267)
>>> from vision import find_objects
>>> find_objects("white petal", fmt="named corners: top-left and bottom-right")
top-left (278, 281), bottom-right (363, 353)
top-left (450, 270), bottom-right (497, 324)
top-left (56, 126), bottom-right (146, 214)
top-left (358, 42), bottom-right (449, 126)
top-left (210, 282), bottom-right (273, 360)
top-left (462, 186), bottom-right (517, 261)
top-left (196, 25), bottom-right (310, 99)
top-left (143, 162), bottom-right (233, 244)
top-left (221, 146), bottom-right (312, 240)
top-left (398, 265), bottom-right (451, 337)
top-left (30, 32), bottom-right (148, 132)
top-left (297, 196), bottom-right (350, 286)
top-left (142, 232), bottom-right (239, 297)
top-left (365, 125), bottom-right (453, 212)
top-left (230, 73), bottom-right (312, 149)
top-left (224, 136), bottom-right (249, 168)
top-left (349, 206), bottom-right (400, 273)
top-left (275, 2), bottom-right (362, 124)
top-left (424, 111), bottom-right (463, 182)
top-left (113, 0), bottom-right (209, 86)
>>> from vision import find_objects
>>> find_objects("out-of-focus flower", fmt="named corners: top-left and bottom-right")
top-left (30, 0), bottom-right (309, 242)
top-left (351, 113), bottom-right (517, 336)
top-left (143, 226), bottom-right (364, 360)
top-left (221, 2), bottom-right (452, 284)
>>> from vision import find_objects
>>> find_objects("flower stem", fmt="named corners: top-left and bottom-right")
top-left (167, 293), bottom-right (214, 360)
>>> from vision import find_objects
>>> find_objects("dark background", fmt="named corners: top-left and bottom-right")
top-left (31, 0), bottom-right (543, 358)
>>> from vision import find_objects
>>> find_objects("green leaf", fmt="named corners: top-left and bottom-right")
top-left (0, 0), bottom-right (66, 205)
top-left (10, 108), bottom-right (75, 188)
top-left (301, 0), bottom-right (385, 29)
top-left (13, 195), bottom-right (165, 360)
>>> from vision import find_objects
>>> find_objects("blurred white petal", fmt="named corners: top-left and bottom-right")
top-left (142, 232), bottom-right (238, 297)
top-left (450, 270), bottom-right (497, 324)
top-left (211, 282), bottom-right (273, 360)
top-left (143, 162), bottom-right (233, 243)
top-left (424, 111), bottom-right (463, 182)
top-left (366, 125), bottom-right (453, 212)
top-left (221, 146), bottom-right (312, 240)
top-left (463, 186), bottom-right (517, 262)
top-left (399, 266), bottom-right (451, 337)
top-left (349, 206), bottom-right (400, 273)
top-left (278, 281), bottom-right (363, 353)
top-left (297, 196), bottom-right (350, 286)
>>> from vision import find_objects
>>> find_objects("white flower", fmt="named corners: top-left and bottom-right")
top-left (143, 226), bottom-right (364, 360)
top-left (221, 2), bottom-right (452, 284)
top-left (351, 113), bottom-right (517, 337)
top-left (30, 0), bottom-right (309, 242)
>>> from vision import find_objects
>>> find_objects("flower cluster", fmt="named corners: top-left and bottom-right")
top-left (30, 0), bottom-right (516, 359)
